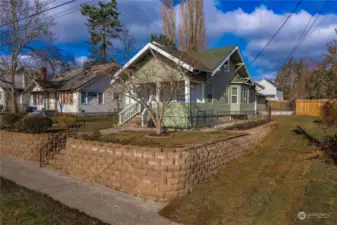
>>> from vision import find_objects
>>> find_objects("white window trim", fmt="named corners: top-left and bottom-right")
top-left (97, 92), bottom-right (104, 104)
top-left (231, 87), bottom-right (238, 104)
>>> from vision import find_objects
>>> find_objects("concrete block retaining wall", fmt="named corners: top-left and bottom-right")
top-left (0, 130), bottom-right (54, 161)
top-left (63, 123), bottom-right (275, 202)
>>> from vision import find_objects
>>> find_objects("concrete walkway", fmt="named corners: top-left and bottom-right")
top-left (0, 156), bottom-right (179, 225)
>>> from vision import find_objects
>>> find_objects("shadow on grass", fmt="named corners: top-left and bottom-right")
top-left (292, 126), bottom-right (320, 146)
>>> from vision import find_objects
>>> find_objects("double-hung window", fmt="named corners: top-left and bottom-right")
top-left (33, 92), bottom-right (43, 105)
top-left (60, 91), bottom-right (73, 104)
top-left (231, 87), bottom-right (238, 104)
top-left (241, 88), bottom-right (249, 104)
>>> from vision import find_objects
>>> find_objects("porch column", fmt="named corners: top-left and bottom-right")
top-left (185, 78), bottom-right (190, 103)
top-left (201, 82), bottom-right (205, 103)
top-left (156, 82), bottom-right (160, 102)
top-left (254, 93), bottom-right (257, 112)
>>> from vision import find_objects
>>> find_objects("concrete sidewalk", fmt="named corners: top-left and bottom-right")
top-left (0, 156), bottom-right (179, 225)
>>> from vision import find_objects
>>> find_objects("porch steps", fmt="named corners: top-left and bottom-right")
top-left (121, 114), bottom-right (142, 128)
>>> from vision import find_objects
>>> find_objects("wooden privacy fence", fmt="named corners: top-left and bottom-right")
top-left (296, 99), bottom-right (329, 116)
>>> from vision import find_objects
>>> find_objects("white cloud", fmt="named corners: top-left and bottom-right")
top-left (45, 0), bottom-right (336, 81)
top-left (75, 56), bottom-right (88, 66)
top-left (202, 4), bottom-right (337, 79)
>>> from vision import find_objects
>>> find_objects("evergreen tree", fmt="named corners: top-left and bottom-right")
top-left (81, 0), bottom-right (122, 63)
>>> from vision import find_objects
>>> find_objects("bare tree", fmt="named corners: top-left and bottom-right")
top-left (0, 0), bottom-right (54, 113)
top-left (161, 0), bottom-right (175, 45)
top-left (110, 52), bottom-right (192, 135)
top-left (178, 0), bottom-right (206, 51)
top-left (119, 29), bottom-right (135, 62)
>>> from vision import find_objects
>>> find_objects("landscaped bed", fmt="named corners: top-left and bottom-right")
top-left (0, 177), bottom-right (108, 225)
top-left (98, 131), bottom-right (234, 148)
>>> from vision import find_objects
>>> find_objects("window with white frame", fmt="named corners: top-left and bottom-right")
top-left (231, 87), bottom-right (238, 104)
top-left (81, 92), bottom-right (104, 104)
top-left (223, 60), bottom-right (230, 72)
top-left (98, 93), bottom-right (104, 104)
top-left (241, 88), bottom-right (249, 104)
top-left (60, 91), bottom-right (73, 104)
top-left (207, 84), bottom-right (213, 102)
top-left (81, 92), bottom-right (87, 104)
top-left (87, 92), bottom-right (97, 104)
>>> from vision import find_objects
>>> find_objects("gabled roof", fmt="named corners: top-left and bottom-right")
top-left (111, 41), bottom-right (252, 85)
top-left (261, 78), bottom-right (282, 91)
top-left (25, 65), bottom-right (116, 92)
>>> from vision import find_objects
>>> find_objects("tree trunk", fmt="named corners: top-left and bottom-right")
top-left (11, 86), bottom-right (17, 114)
top-left (155, 120), bottom-right (161, 135)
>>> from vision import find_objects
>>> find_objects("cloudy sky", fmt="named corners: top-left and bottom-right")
top-left (46, 0), bottom-right (337, 80)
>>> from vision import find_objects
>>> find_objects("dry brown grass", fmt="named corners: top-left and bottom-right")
top-left (159, 116), bottom-right (337, 225)
top-left (101, 131), bottom-right (233, 148)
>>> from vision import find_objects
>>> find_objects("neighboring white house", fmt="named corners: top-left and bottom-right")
top-left (22, 65), bottom-right (122, 115)
top-left (257, 78), bottom-right (283, 100)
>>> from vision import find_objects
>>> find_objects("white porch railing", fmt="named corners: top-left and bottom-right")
top-left (118, 102), bottom-right (142, 125)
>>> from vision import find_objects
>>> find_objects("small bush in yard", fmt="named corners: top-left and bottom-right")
top-left (0, 113), bottom-right (24, 130)
top-left (320, 135), bottom-right (337, 165)
top-left (22, 116), bottom-right (53, 133)
top-left (320, 100), bottom-right (337, 127)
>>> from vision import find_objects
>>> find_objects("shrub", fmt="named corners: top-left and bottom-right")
top-left (320, 100), bottom-right (337, 127)
top-left (320, 135), bottom-right (337, 165)
top-left (0, 113), bottom-right (24, 130)
top-left (22, 116), bottom-right (53, 133)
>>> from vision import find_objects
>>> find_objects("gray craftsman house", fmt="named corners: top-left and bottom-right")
top-left (23, 65), bottom-right (122, 115)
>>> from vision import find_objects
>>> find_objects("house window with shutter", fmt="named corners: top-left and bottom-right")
top-left (60, 91), bottom-right (73, 104)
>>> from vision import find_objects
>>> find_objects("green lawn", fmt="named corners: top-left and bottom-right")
top-left (101, 131), bottom-right (233, 148)
top-left (78, 116), bottom-right (117, 132)
top-left (0, 177), bottom-right (108, 225)
top-left (159, 116), bottom-right (337, 225)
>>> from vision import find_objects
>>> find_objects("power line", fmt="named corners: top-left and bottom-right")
top-left (248, 0), bottom-right (304, 68)
top-left (275, 0), bottom-right (330, 76)
top-left (0, 0), bottom-right (76, 28)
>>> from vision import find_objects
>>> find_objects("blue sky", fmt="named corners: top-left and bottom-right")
top-left (48, 0), bottom-right (337, 80)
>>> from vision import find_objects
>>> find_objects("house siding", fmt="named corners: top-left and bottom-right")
top-left (78, 76), bottom-right (121, 115)
top-left (209, 58), bottom-right (236, 102)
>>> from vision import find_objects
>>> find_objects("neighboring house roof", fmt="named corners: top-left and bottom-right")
top-left (0, 67), bottom-right (41, 90)
top-left (111, 41), bottom-right (252, 85)
top-left (25, 65), bottom-right (116, 92)
top-left (253, 81), bottom-right (265, 89)
top-left (262, 78), bottom-right (277, 88)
